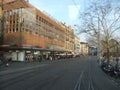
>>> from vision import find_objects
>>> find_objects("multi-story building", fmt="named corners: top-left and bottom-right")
top-left (89, 46), bottom-right (97, 56)
top-left (61, 23), bottom-right (74, 52)
top-left (1, 0), bottom-right (66, 61)
top-left (80, 42), bottom-right (89, 55)
top-left (102, 39), bottom-right (120, 57)
top-left (3, 0), bottom-right (65, 48)
top-left (74, 35), bottom-right (80, 55)
top-left (3, 0), bottom-right (16, 4)
top-left (0, 0), bottom-right (3, 44)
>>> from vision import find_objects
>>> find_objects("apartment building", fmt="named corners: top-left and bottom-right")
top-left (61, 23), bottom-right (75, 52)
top-left (74, 35), bottom-right (80, 55)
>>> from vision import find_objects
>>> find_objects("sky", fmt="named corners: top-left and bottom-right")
top-left (29, 0), bottom-right (107, 26)
top-left (29, 0), bottom-right (85, 26)
top-left (28, 0), bottom-right (120, 42)
top-left (28, 0), bottom-right (87, 41)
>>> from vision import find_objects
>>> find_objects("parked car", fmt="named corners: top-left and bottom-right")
top-left (113, 66), bottom-right (120, 78)
top-left (101, 61), bottom-right (114, 76)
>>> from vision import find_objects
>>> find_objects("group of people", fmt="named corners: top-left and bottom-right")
top-left (25, 54), bottom-right (43, 62)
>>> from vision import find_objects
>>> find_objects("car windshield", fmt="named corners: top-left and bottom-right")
top-left (0, 0), bottom-right (120, 90)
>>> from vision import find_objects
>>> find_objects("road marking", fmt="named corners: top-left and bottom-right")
top-left (88, 60), bottom-right (95, 90)
top-left (88, 76), bottom-right (94, 90)
top-left (74, 71), bottom-right (84, 90)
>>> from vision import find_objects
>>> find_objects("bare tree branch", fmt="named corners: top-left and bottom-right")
top-left (78, 0), bottom-right (120, 62)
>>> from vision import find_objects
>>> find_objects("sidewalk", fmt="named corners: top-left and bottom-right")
top-left (0, 61), bottom-right (49, 73)
top-left (0, 58), bottom-right (67, 74)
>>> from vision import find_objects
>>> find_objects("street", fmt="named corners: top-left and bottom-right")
top-left (0, 56), bottom-right (120, 90)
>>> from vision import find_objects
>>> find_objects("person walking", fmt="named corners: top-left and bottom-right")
top-left (2, 55), bottom-right (9, 67)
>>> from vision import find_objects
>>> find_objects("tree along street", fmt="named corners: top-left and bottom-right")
top-left (0, 56), bottom-right (120, 90)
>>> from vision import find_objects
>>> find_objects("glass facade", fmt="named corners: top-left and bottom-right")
top-left (3, 6), bottom-right (65, 49)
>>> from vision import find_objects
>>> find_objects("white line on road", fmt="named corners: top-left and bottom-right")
top-left (88, 63), bottom-right (95, 90)
top-left (88, 76), bottom-right (94, 90)
top-left (74, 71), bottom-right (84, 90)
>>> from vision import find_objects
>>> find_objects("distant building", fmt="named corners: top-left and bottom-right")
top-left (61, 24), bottom-right (75, 52)
top-left (74, 35), bottom-right (80, 55)
top-left (89, 46), bottom-right (97, 56)
top-left (101, 39), bottom-right (120, 57)
top-left (80, 42), bottom-right (88, 55)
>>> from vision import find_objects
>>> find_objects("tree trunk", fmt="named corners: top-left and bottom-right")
top-left (106, 47), bottom-right (110, 63)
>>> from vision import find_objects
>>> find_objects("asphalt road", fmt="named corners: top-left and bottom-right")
top-left (0, 56), bottom-right (120, 90)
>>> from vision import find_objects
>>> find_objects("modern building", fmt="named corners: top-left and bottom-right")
top-left (3, 0), bottom-right (65, 48)
top-left (0, 0), bottom-right (69, 61)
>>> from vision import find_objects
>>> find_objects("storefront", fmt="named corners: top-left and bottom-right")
top-left (0, 45), bottom-right (67, 62)
top-left (0, 46), bottom-right (47, 61)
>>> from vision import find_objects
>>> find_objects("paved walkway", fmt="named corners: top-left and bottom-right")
top-left (0, 60), bottom-right (49, 72)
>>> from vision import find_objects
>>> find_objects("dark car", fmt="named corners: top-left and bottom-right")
top-left (101, 61), bottom-right (114, 76)
top-left (113, 66), bottom-right (120, 78)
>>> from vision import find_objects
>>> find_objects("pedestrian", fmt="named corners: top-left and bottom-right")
top-left (40, 55), bottom-right (42, 62)
top-left (29, 54), bottom-right (33, 62)
top-left (49, 55), bottom-right (53, 61)
top-left (5, 59), bottom-right (9, 67)
top-left (3, 56), bottom-right (10, 67)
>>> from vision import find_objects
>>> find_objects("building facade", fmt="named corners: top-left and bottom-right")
top-left (88, 46), bottom-right (97, 56)
top-left (3, 0), bottom-right (65, 49)
top-left (80, 42), bottom-right (89, 55)
top-left (61, 23), bottom-right (74, 52)
top-left (0, 0), bottom-right (3, 44)
top-left (74, 35), bottom-right (80, 55)
top-left (1, 0), bottom-right (67, 61)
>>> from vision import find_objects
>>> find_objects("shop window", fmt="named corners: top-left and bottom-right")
top-left (16, 28), bottom-right (18, 32)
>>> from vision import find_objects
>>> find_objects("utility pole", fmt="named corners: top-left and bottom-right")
top-left (0, 0), bottom-right (3, 45)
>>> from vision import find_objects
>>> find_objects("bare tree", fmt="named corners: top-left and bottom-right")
top-left (78, 0), bottom-right (120, 62)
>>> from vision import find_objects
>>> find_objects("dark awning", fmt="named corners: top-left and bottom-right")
top-left (0, 46), bottom-right (66, 52)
